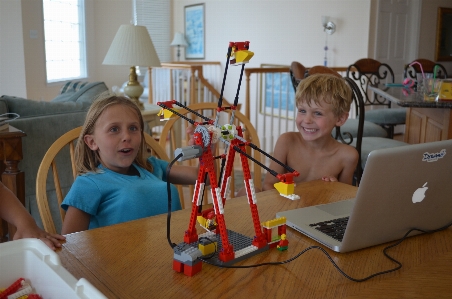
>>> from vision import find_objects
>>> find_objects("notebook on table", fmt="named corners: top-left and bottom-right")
top-left (276, 139), bottom-right (452, 253)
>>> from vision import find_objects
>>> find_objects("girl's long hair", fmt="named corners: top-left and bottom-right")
top-left (75, 94), bottom-right (153, 175)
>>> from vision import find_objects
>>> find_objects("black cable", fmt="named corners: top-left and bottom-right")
top-left (166, 153), bottom-right (183, 249)
top-left (198, 220), bottom-right (452, 282)
top-left (218, 46), bottom-right (233, 108)
top-left (247, 142), bottom-right (297, 173)
top-left (170, 101), bottom-right (212, 123)
top-left (233, 64), bottom-right (245, 107)
top-left (231, 145), bottom-right (278, 177)
top-left (158, 103), bottom-right (197, 125)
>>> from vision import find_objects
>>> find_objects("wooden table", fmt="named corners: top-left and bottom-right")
top-left (0, 126), bottom-right (26, 242)
top-left (56, 180), bottom-right (452, 298)
top-left (369, 86), bottom-right (452, 144)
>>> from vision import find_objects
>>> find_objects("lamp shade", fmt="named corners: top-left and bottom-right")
top-left (170, 32), bottom-right (188, 47)
top-left (103, 24), bottom-right (161, 67)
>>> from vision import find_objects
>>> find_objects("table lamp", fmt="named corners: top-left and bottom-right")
top-left (170, 32), bottom-right (188, 61)
top-left (103, 24), bottom-right (161, 109)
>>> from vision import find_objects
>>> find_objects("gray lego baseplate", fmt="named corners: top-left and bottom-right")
top-left (173, 229), bottom-right (269, 267)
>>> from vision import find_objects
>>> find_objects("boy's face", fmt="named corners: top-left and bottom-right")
top-left (84, 104), bottom-right (142, 174)
top-left (296, 98), bottom-right (348, 141)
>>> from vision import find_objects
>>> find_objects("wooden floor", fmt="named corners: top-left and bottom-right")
top-left (393, 133), bottom-right (404, 141)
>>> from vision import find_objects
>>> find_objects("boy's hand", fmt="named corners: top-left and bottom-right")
top-left (321, 176), bottom-right (338, 182)
top-left (13, 221), bottom-right (66, 250)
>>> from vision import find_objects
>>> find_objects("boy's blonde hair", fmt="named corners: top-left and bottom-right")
top-left (295, 73), bottom-right (352, 117)
top-left (75, 95), bottom-right (152, 175)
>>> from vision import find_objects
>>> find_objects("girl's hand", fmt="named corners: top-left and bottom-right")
top-left (186, 125), bottom-right (195, 146)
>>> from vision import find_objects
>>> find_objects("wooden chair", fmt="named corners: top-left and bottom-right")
top-left (303, 66), bottom-right (408, 185)
top-left (158, 102), bottom-right (261, 201)
top-left (346, 58), bottom-right (406, 139)
top-left (35, 126), bottom-right (177, 235)
top-left (289, 61), bottom-right (306, 91)
top-left (404, 58), bottom-right (448, 84)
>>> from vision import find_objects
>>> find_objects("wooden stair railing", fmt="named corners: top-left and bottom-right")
top-left (147, 62), bottom-right (232, 106)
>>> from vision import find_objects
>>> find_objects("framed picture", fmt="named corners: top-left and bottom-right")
top-left (184, 3), bottom-right (205, 59)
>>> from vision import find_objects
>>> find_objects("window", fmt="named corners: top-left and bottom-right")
top-left (43, 0), bottom-right (86, 83)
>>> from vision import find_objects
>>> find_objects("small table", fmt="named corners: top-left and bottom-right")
top-left (141, 103), bottom-right (162, 130)
top-left (141, 103), bottom-right (182, 151)
top-left (0, 125), bottom-right (26, 242)
top-left (369, 86), bottom-right (452, 144)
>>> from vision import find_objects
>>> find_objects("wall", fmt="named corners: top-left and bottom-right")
top-left (173, 0), bottom-right (372, 103)
top-left (0, 0), bottom-right (27, 98)
top-left (418, 0), bottom-right (452, 73)
top-left (19, 0), bottom-right (133, 101)
top-left (3, 0), bottom-right (451, 101)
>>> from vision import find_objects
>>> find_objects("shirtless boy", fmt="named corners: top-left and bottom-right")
top-left (262, 73), bottom-right (359, 190)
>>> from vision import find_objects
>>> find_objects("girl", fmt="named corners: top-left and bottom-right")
top-left (61, 95), bottom-right (199, 234)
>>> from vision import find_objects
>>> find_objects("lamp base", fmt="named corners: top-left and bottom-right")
top-left (124, 66), bottom-right (145, 110)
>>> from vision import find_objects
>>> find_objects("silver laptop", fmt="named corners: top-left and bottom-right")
top-left (276, 139), bottom-right (452, 253)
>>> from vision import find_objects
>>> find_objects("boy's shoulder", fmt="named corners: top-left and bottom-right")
top-left (333, 140), bottom-right (359, 160)
top-left (278, 131), bottom-right (302, 142)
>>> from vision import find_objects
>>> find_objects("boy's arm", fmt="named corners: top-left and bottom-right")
top-left (262, 134), bottom-right (292, 191)
top-left (0, 182), bottom-right (65, 250)
top-left (337, 145), bottom-right (359, 185)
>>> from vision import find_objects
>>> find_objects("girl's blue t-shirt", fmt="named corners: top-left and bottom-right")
top-left (61, 156), bottom-right (181, 229)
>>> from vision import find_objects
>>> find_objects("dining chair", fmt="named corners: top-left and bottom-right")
top-left (35, 126), bottom-right (179, 235)
top-left (346, 58), bottom-right (407, 139)
top-left (290, 61), bottom-right (388, 140)
top-left (158, 102), bottom-right (262, 200)
top-left (289, 61), bottom-right (306, 91)
top-left (404, 58), bottom-right (448, 84)
top-left (302, 66), bottom-right (408, 185)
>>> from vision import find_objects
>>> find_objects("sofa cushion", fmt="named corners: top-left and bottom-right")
top-left (0, 100), bottom-right (7, 114)
top-left (51, 91), bottom-right (77, 102)
top-left (59, 81), bottom-right (89, 94)
top-left (52, 81), bottom-right (108, 105)
top-left (0, 95), bottom-right (89, 118)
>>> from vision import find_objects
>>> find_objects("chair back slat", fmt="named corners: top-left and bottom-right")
top-left (404, 58), bottom-right (448, 83)
top-left (346, 58), bottom-right (395, 107)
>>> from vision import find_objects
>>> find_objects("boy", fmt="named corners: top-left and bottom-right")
top-left (262, 74), bottom-right (358, 191)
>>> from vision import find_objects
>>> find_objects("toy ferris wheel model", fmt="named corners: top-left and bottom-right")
top-left (158, 41), bottom-right (300, 276)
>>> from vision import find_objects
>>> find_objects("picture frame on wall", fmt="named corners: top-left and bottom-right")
top-left (184, 3), bottom-right (205, 59)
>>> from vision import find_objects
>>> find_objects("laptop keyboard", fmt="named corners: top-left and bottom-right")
top-left (309, 217), bottom-right (349, 242)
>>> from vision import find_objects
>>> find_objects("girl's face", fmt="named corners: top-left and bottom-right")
top-left (84, 104), bottom-right (142, 174)
top-left (296, 99), bottom-right (347, 141)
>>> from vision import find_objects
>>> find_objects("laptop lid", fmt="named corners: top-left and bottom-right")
top-left (276, 139), bottom-right (452, 253)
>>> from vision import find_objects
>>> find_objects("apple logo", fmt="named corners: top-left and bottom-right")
top-left (412, 182), bottom-right (428, 203)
